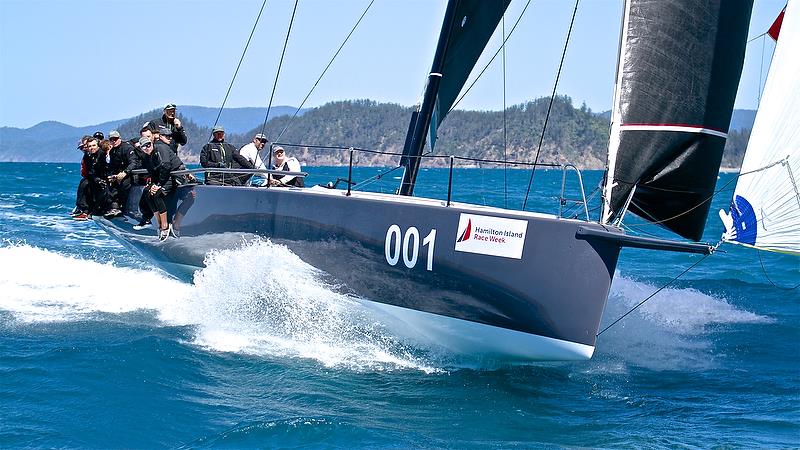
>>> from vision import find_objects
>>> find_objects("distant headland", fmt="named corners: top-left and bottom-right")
top-left (0, 97), bottom-right (754, 170)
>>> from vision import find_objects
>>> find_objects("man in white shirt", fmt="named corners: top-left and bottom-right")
top-left (239, 133), bottom-right (269, 185)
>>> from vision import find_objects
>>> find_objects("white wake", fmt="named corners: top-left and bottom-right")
top-left (0, 242), bottom-right (438, 373)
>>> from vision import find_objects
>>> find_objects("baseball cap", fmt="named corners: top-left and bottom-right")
top-left (254, 133), bottom-right (267, 141)
top-left (93, 131), bottom-right (104, 140)
top-left (212, 125), bottom-right (225, 133)
top-left (108, 130), bottom-right (121, 139)
top-left (163, 103), bottom-right (177, 110)
top-left (138, 137), bottom-right (152, 147)
top-left (140, 121), bottom-right (157, 133)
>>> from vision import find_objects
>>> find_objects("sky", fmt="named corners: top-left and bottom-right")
top-left (0, 0), bottom-right (787, 129)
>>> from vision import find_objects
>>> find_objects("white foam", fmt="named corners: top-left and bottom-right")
top-left (4, 241), bottom-right (769, 372)
top-left (596, 273), bottom-right (771, 370)
top-left (172, 239), bottom-right (439, 372)
top-left (0, 244), bottom-right (189, 322)
top-left (609, 274), bottom-right (769, 333)
top-left (0, 242), bottom-right (439, 373)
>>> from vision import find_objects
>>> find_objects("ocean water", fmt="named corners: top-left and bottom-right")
top-left (1, 161), bottom-right (798, 448)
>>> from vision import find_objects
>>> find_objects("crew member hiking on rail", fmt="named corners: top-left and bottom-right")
top-left (107, 130), bottom-right (136, 214)
top-left (72, 136), bottom-right (93, 220)
top-left (237, 133), bottom-right (269, 185)
top-left (200, 125), bottom-right (253, 186)
top-left (269, 146), bottom-right (304, 187)
top-left (135, 134), bottom-right (184, 241)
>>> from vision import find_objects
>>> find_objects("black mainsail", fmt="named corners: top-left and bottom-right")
top-left (601, 0), bottom-right (754, 240)
top-left (398, 0), bottom-right (510, 196)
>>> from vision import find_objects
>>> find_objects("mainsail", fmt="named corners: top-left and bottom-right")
top-left (601, 0), bottom-right (754, 241)
top-left (399, 0), bottom-right (510, 196)
top-left (720, 1), bottom-right (800, 255)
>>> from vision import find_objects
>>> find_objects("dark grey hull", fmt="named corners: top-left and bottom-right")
top-left (97, 184), bottom-right (624, 361)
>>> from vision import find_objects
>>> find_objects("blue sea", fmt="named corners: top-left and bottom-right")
top-left (1, 162), bottom-right (798, 448)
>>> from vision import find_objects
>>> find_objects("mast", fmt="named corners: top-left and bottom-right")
top-left (398, 0), bottom-right (461, 197)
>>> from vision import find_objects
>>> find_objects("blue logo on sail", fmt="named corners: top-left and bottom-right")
top-left (729, 195), bottom-right (757, 245)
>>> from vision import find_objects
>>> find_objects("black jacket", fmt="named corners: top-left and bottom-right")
top-left (155, 114), bottom-right (188, 155)
top-left (109, 142), bottom-right (134, 175)
top-left (200, 140), bottom-right (252, 185)
top-left (144, 141), bottom-right (184, 192)
top-left (83, 150), bottom-right (110, 184)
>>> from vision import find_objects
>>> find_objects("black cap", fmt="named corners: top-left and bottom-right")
top-left (140, 121), bottom-right (158, 133)
top-left (93, 131), bottom-right (104, 140)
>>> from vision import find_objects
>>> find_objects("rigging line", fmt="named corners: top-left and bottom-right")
top-left (622, 172), bottom-right (740, 230)
top-left (758, 250), bottom-right (800, 291)
top-left (502, 14), bottom-right (508, 209)
top-left (622, 159), bottom-right (791, 230)
top-left (261, 0), bottom-right (300, 138)
top-left (597, 253), bottom-right (711, 337)
top-left (758, 34), bottom-right (765, 104)
top-left (448, 0), bottom-right (532, 114)
top-left (275, 0), bottom-right (375, 141)
top-left (211, 0), bottom-right (269, 140)
top-left (747, 31), bottom-right (768, 43)
top-left (522, 0), bottom-right (580, 211)
top-left (353, 165), bottom-right (404, 189)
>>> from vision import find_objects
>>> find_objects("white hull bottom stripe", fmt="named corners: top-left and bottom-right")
top-left (621, 124), bottom-right (728, 139)
top-left (356, 298), bottom-right (595, 362)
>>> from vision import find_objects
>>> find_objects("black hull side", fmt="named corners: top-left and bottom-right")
top-left (99, 184), bottom-right (622, 352)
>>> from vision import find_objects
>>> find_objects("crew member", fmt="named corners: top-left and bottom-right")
top-left (107, 130), bottom-right (135, 213)
top-left (238, 133), bottom-right (268, 185)
top-left (269, 146), bottom-right (304, 187)
top-left (83, 137), bottom-right (112, 216)
top-left (154, 103), bottom-right (188, 156)
top-left (200, 125), bottom-right (252, 185)
top-left (72, 136), bottom-right (93, 220)
top-left (136, 135), bottom-right (184, 241)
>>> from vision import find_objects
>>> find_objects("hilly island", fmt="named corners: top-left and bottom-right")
top-left (0, 96), bottom-right (753, 169)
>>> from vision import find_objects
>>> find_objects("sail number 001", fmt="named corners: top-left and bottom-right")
top-left (384, 225), bottom-right (436, 271)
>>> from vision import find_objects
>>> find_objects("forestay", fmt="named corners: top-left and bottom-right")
top-left (720, 1), bottom-right (800, 255)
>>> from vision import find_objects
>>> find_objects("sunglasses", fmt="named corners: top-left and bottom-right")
top-left (141, 142), bottom-right (152, 149)
top-left (110, 137), bottom-right (120, 141)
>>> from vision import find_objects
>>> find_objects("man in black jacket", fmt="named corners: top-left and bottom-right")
top-left (82, 137), bottom-right (112, 216)
top-left (106, 130), bottom-right (136, 214)
top-left (200, 125), bottom-right (252, 185)
top-left (72, 136), bottom-right (94, 220)
top-left (154, 103), bottom-right (188, 156)
top-left (136, 135), bottom-right (184, 240)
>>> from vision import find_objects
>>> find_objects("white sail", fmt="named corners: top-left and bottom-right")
top-left (720, 1), bottom-right (800, 255)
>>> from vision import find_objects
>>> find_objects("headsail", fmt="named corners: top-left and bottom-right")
top-left (399, 0), bottom-right (510, 196)
top-left (720, 1), bottom-right (800, 256)
top-left (601, 0), bottom-right (754, 241)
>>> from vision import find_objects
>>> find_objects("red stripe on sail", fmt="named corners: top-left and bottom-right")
top-left (622, 123), bottom-right (727, 134)
top-left (768, 8), bottom-right (785, 41)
